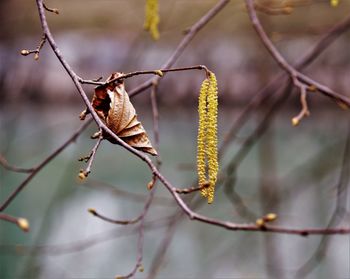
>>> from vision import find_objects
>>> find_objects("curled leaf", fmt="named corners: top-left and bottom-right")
top-left (90, 73), bottom-right (157, 156)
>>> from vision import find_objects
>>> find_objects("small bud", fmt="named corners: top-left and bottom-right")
top-left (88, 208), bottom-right (97, 215)
top-left (336, 101), bottom-right (349, 110)
top-left (291, 117), bottom-right (299, 126)
top-left (78, 170), bottom-right (87, 180)
top-left (265, 213), bottom-right (277, 222)
top-left (283, 6), bottom-right (293, 14)
top-left (154, 70), bottom-right (163, 77)
top-left (91, 131), bottom-right (101, 139)
top-left (79, 110), bottom-right (87, 120)
top-left (147, 179), bottom-right (155, 190)
top-left (308, 84), bottom-right (317, 92)
top-left (20, 49), bottom-right (30, 56)
top-left (52, 8), bottom-right (59, 14)
top-left (34, 53), bottom-right (39, 60)
top-left (255, 218), bottom-right (265, 228)
top-left (17, 218), bottom-right (30, 232)
top-left (330, 0), bottom-right (339, 7)
top-left (138, 265), bottom-right (144, 272)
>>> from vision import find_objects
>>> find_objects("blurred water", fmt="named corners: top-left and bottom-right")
top-left (0, 104), bottom-right (349, 279)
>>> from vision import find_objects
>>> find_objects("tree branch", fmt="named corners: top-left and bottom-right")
top-left (33, 0), bottom-right (350, 237)
top-left (0, 119), bottom-right (92, 211)
top-left (245, 0), bottom-right (350, 107)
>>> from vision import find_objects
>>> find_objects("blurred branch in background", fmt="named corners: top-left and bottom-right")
top-left (295, 120), bottom-right (350, 278)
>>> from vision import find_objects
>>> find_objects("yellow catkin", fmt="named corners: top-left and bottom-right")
top-left (330, 0), bottom-right (339, 7)
top-left (197, 71), bottom-right (219, 204)
top-left (206, 72), bottom-right (218, 203)
top-left (144, 0), bottom-right (160, 40)
top-left (197, 79), bottom-right (210, 198)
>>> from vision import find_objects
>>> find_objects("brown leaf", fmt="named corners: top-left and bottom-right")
top-left (90, 73), bottom-right (157, 156)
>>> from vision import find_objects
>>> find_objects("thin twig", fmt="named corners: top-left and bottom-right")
top-left (79, 131), bottom-right (103, 178)
top-left (88, 208), bottom-right (141, 225)
top-left (150, 82), bottom-right (162, 166)
top-left (1, 217), bottom-right (171, 256)
top-left (219, 12), bottom-right (350, 159)
top-left (0, 119), bottom-right (92, 211)
top-left (245, 0), bottom-right (350, 107)
top-left (254, 2), bottom-right (293, 15)
top-left (125, 180), bottom-right (157, 279)
top-left (82, 179), bottom-right (174, 206)
top-left (129, 0), bottom-right (230, 97)
top-left (291, 82), bottom-right (310, 126)
top-left (79, 65), bottom-right (209, 86)
top-left (0, 213), bottom-right (30, 232)
top-left (174, 184), bottom-right (209, 194)
top-left (20, 34), bottom-right (47, 60)
top-left (43, 3), bottom-right (59, 14)
top-left (0, 154), bottom-right (36, 173)
top-left (295, 122), bottom-right (350, 278)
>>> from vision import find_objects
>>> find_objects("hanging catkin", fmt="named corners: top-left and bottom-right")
top-left (144, 0), bottom-right (160, 40)
top-left (197, 71), bottom-right (218, 204)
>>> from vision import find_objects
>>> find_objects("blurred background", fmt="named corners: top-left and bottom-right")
top-left (1, 0), bottom-right (350, 278)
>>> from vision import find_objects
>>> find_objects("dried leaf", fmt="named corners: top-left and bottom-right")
top-left (90, 73), bottom-right (157, 156)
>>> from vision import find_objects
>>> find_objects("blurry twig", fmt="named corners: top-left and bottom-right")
top-left (129, 0), bottom-right (230, 97)
top-left (88, 183), bottom-right (156, 226)
top-left (223, 172), bottom-right (257, 221)
top-left (150, 82), bottom-right (162, 166)
top-left (0, 154), bottom-right (36, 173)
top-left (245, 0), bottom-right (350, 111)
top-left (78, 129), bottom-right (103, 179)
top-left (0, 119), bottom-right (92, 212)
top-left (174, 184), bottom-right (210, 194)
top-left (294, 122), bottom-right (350, 278)
top-left (291, 82), bottom-right (310, 126)
top-left (254, 2), bottom-right (293, 15)
top-left (0, 213), bottom-right (29, 232)
top-left (219, 9), bottom-right (350, 160)
top-left (79, 65), bottom-right (209, 86)
top-left (88, 208), bottom-right (141, 225)
top-left (43, 3), bottom-right (59, 14)
top-left (82, 179), bottom-right (174, 206)
top-left (147, 214), bottom-right (179, 279)
top-left (1, 217), bottom-right (171, 256)
top-left (20, 34), bottom-right (47, 60)
top-left (223, 83), bottom-right (291, 221)
top-left (258, 127), bottom-right (284, 278)
top-left (224, 83), bottom-right (292, 188)
top-left (89, 182), bottom-right (157, 278)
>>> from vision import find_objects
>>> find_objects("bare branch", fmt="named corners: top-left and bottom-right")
top-left (20, 34), bottom-right (47, 60)
top-left (34, 0), bottom-right (350, 237)
top-left (0, 119), bottom-right (92, 211)
top-left (291, 82), bottom-right (310, 126)
top-left (219, 12), bottom-right (350, 158)
top-left (0, 154), bottom-right (35, 173)
top-left (0, 213), bottom-right (29, 232)
top-left (295, 121), bottom-right (350, 277)
top-left (174, 184), bottom-right (209, 194)
top-left (245, 0), bottom-right (350, 107)
top-left (150, 82), bottom-right (162, 167)
top-left (80, 65), bottom-right (209, 86)
top-left (43, 2), bottom-right (59, 14)
top-left (78, 130), bottom-right (103, 179)
top-left (129, 0), bottom-right (230, 97)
